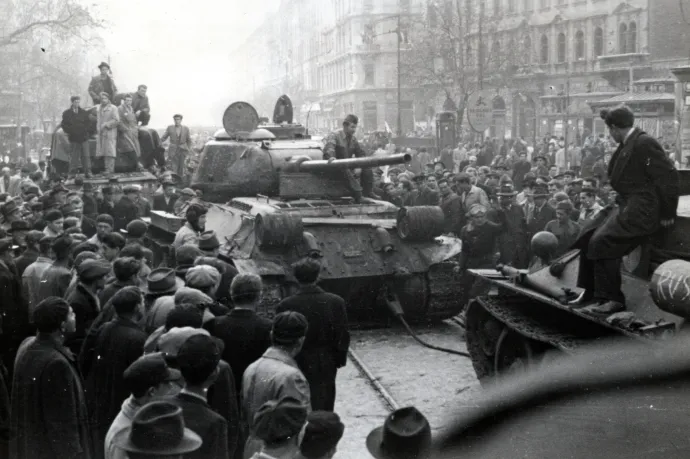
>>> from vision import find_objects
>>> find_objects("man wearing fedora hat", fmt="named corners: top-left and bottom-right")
top-left (495, 183), bottom-right (530, 268)
top-left (143, 267), bottom-right (185, 319)
top-left (525, 182), bottom-right (556, 244)
top-left (0, 200), bottom-right (22, 231)
top-left (111, 401), bottom-right (202, 459)
top-left (89, 61), bottom-right (118, 105)
top-left (366, 406), bottom-right (432, 459)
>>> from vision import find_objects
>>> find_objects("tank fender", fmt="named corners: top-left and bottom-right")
top-left (233, 259), bottom-right (286, 277)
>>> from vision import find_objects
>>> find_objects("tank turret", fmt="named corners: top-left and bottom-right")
top-left (192, 98), bottom-right (410, 202)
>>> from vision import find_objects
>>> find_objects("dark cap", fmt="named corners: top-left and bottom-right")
top-left (185, 204), bottom-right (207, 222)
top-left (198, 230), bottom-right (220, 250)
top-left (50, 184), bottom-right (69, 195)
top-left (556, 200), bottom-right (574, 212)
top-left (173, 114), bottom-right (183, 119)
top-left (97, 214), bottom-right (115, 227)
top-left (25, 230), bottom-right (45, 246)
top-left (253, 397), bottom-right (308, 444)
top-left (44, 209), bottom-right (63, 222)
top-left (300, 411), bottom-right (346, 458)
top-left (77, 258), bottom-right (112, 282)
top-left (125, 219), bottom-right (148, 238)
top-left (82, 182), bottom-right (94, 191)
top-left (102, 186), bottom-right (113, 195)
top-left (30, 202), bottom-right (43, 211)
top-left (272, 311), bottom-right (308, 344)
top-left (98, 61), bottom-right (110, 69)
top-left (0, 200), bottom-right (19, 217)
top-left (123, 353), bottom-right (180, 397)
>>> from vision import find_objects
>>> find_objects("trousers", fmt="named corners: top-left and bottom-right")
top-left (577, 255), bottom-right (624, 303)
top-left (103, 157), bottom-right (115, 174)
top-left (136, 111), bottom-right (150, 126)
top-left (169, 150), bottom-right (187, 177)
top-left (69, 141), bottom-right (91, 175)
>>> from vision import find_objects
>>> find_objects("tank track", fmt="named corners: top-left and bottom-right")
top-left (425, 262), bottom-right (465, 321)
top-left (474, 295), bottom-right (588, 352)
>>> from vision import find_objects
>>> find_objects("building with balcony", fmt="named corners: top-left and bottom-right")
top-left (458, 0), bottom-right (690, 143)
top-left (230, 0), bottom-right (428, 135)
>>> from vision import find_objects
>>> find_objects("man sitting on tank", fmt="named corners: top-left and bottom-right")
top-left (571, 105), bottom-right (679, 315)
top-left (323, 114), bottom-right (380, 202)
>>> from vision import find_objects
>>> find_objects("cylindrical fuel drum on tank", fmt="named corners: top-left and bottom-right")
top-left (650, 260), bottom-right (690, 319)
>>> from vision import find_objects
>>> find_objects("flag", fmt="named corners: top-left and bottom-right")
top-left (384, 121), bottom-right (393, 134)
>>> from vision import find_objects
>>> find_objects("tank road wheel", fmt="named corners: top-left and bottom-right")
top-left (464, 301), bottom-right (504, 384)
top-left (493, 328), bottom-right (535, 376)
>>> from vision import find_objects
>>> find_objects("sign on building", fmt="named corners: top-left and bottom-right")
top-left (467, 90), bottom-right (493, 133)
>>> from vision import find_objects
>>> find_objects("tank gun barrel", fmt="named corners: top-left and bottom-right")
top-left (297, 153), bottom-right (411, 172)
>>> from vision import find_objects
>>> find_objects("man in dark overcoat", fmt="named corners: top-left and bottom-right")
top-left (112, 185), bottom-right (141, 232)
top-left (525, 183), bottom-right (557, 240)
top-left (572, 106), bottom-right (679, 314)
top-left (79, 286), bottom-right (146, 459)
top-left (438, 178), bottom-right (464, 235)
top-left (10, 297), bottom-right (93, 459)
top-left (0, 237), bottom-right (29, 382)
top-left (275, 258), bottom-right (350, 411)
top-left (61, 95), bottom-right (93, 177)
top-left (153, 178), bottom-right (178, 213)
top-left (495, 183), bottom-right (530, 268)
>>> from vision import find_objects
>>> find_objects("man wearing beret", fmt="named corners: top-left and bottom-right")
top-left (243, 311), bottom-right (311, 458)
top-left (276, 258), bottom-right (349, 412)
top-left (89, 61), bottom-right (118, 105)
top-left (323, 114), bottom-right (379, 203)
top-left (249, 397), bottom-right (308, 459)
top-left (62, 95), bottom-right (93, 178)
top-left (161, 114), bottom-right (193, 178)
top-left (572, 106), bottom-right (679, 315)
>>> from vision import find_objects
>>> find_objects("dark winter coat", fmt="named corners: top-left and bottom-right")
top-left (112, 195), bottom-right (140, 232)
top-left (10, 336), bottom-right (92, 459)
top-left (65, 283), bottom-right (101, 356)
top-left (0, 258), bottom-right (29, 347)
top-left (525, 201), bottom-right (557, 239)
top-left (37, 262), bottom-right (72, 305)
top-left (79, 318), bottom-right (146, 459)
top-left (439, 192), bottom-right (465, 234)
top-left (61, 107), bottom-right (92, 144)
top-left (153, 193), bottom-right (178, 213)
top-left (14, 249), bottom-right (38, 277)
top-left (576, 129), bottom-right (679, 260)
top-left (203, 309), bottom-right (272, 404)
top-left (167, 392), bottom-right (229, 459)
top-left (497, 203), bottom-right (530, 268)
top-left (276, 285), bottom-right (350, 411)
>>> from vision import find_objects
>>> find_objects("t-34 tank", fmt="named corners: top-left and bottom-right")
top-left (158, 97), bottom-right (464, 323)
top-left (463, 170), bottom-right (690, 382)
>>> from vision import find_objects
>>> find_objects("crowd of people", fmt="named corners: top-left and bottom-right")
top-left (0, 151), bottom-right (436, 459)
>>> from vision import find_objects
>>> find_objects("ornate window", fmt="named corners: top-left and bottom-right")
top-left (628, 21), bottom-right (637, 53)
top-left (593, 26), bottom-right (603, 56)
top-left (575, 30), bottom-right (585, 59)
top-left (540, 34), bottom-right (549, 63)
top-left (557, 32), bottom-right (566, 62)
top-left (619, 23), bottom-right (628, 54)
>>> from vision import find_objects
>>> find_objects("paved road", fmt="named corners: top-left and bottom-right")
top-left (334, 321), bottom-right (481, 458)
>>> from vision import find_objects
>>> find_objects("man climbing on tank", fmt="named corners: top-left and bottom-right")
top-left (571, 105), bottom-right (679, 315)
top-left (323, 114), bottom-right (380, 203)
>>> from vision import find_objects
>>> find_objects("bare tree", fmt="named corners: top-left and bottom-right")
top-left (402, 0), bottom-right (535, 134)
top-left (0, 0), bottom-right (102, 48)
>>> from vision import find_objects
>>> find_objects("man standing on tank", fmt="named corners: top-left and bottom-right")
top-left (571, 106), bottom-right (679, 315)
top-left (323, 114), bottom-right (380, 203)
top-left (161, 114), bottom-right (193, 178)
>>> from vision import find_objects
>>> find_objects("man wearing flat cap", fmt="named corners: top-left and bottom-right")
top-left (153, 178), bottom-right (178, 213)
top-left (545, 200), bottom-right (580, 257)
top-left (62, 95), bottom-right (93, 178)
top-left (323, 114), bottom-right (380, 203)
top-left (572, 105), bottom-right (679, 315)
top-left (161, 114), bottom-right (193, 178)
top-left (88, 61), bottom-right (118, 105)
top-left (243, 311), bottom-right (311, 458)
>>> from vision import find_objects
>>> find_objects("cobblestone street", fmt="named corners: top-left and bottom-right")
top-left (334, 322), bottom-right (482, 458)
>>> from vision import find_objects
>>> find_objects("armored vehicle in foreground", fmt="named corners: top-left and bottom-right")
top-left (464, 171), bottom-right (690, 382)
top-left (148, 97), bottom-right (464, 323)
